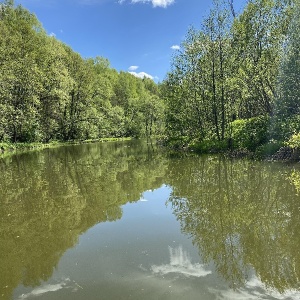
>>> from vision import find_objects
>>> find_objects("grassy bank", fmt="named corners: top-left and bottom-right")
top-left (0, 137), bottom-right (132, 157)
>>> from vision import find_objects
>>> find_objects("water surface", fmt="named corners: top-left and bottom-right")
top-left (1, 140), bottom-right (300, 299)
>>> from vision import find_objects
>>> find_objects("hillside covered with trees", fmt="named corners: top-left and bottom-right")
top-left (1, 0), bottom-right (300, 157)
top-left (0, 0), bottom-right (165, 143)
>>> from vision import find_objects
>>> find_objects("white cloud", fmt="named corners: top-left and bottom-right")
top-left (129, 71), bottom-right (154, 80)
top-left (49, 32), bottom-right (56, 37)
top-left (119, 0), bottom-right (175, 8)
top-left (171, 45), bottom-right (180, 50)
top-left (151, 246), bottom-right (212, 278)
top-left (151, 0), bottom-right (174, 8)
top-left (128, 66), bottom-right (139, 71)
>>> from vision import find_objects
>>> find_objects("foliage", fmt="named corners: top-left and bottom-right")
top-left (273, 0), bottom-right (300, 140)
top-left (271, 114), bottom-right (300, 141)
top-left (285, 133), bottom-right (300, 149)
top-left (230, 115), bottom-right (270, 150)
top-left (163, 1), bottom-right (234, 143)
top-left (231, 0), bottom-right (291, 118)
top-left (254, 139), bottom-right (283, 158)
top-left (189, 138), bottom-right (228, 153)
top-left (0, 1), bottom-right (164, 143)
top-left (162, 0), bottom-right (295, 154)
top-left (1, 0), bottom-right (299, 155)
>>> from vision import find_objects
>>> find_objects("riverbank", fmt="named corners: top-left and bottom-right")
top-left (0, 137), bottom-right (132, 157)
top-left (161, 137), bottom-right (300, 163)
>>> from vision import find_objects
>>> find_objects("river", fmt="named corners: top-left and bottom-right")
top-left (1, 140), bottom-right (300, 300)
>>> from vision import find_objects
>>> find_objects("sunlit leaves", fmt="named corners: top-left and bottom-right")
top-left (164, 1), bottom-right (234, 143)
top-left (275, 0), bottom-right (300, 121)
top-left (0, 2), bottom-right (164, 143)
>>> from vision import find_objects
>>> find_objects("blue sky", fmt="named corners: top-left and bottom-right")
top-left (15, 0), bottom-right (246, 82)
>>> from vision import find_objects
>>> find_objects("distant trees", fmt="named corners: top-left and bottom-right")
top-left (0, 0), bottom-right (164, 143)
top-left (2, 0), bottom-right (300, 152)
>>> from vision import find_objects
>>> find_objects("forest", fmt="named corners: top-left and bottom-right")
top-left (0, 0), bottom-right (300, 156)
top-left (0, 0), bottom-right (165, 143)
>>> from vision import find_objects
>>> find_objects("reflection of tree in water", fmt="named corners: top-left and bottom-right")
top-left (0, 140), bottom-right (166, 300)
top-left (166, 155), bottom-right (300, 293)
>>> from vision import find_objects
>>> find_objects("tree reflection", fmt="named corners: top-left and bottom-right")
top-left (167, 156), bottom-right (300, 293)
top-left (0, 140), bottom-right (166, 300)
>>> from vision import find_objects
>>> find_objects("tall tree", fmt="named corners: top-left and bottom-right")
top-left (38, 38), bottom-right (73, 142)
top-left (0, 2), bottom-right (45, 142)
top-left (163, 0), bottom-right (234, 143)
top-left (273, 0), bottom-right (300, 139)
top-left (231, 0), bottom-right (292, 118)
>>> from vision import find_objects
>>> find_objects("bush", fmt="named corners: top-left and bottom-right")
top-left (285, 133), bottom-right (300, 149)
top-left (165, 136), bottom-right (191, 150)
top-left (190, 139), bottom-right (228, 154)
top-left (230, 116), bottom-right (270, 151)
top-left (255, 140), bottom-right (283, 159)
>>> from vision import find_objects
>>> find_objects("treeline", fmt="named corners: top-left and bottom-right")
top-left (1, 0), bottom-right (300, 154)
top-left (0, 0), bottom-right (165, 143)
top-left (162, 0), bottom-right (300, 154)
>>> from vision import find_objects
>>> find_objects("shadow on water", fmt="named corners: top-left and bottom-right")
top-left (0, 140), bottom-right (167, 300)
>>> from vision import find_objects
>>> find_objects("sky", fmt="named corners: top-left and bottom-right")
top-left (14, 0), bottom-right (246, 82)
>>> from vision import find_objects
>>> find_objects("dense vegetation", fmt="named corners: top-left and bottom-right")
top-left (1, 0), bottom-right (300, 156)
top-left (0, 0), bottom-right (165, 143)
top-left (163, 0), bottom-right (300, 155)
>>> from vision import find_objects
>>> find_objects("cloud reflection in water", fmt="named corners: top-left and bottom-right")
top-left (151, 246), bottom-right (211, 278)
top-left (17, 278), bottom-right (76, 299)
top-left (211, 276), bottom-right (300, 300)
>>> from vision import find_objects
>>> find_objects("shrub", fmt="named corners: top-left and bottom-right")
top-left (230, 115), bottom-right (270, 151)
top-left (255, 140), bottom-right (283, 159)
top-left (285, 133), bottom-right (300, 149)
top-left (190, 139), bottom-right (227, 154)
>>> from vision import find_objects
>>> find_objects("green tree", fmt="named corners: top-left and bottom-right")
top-left (273, 0), bottom-right (300, 140)
top-left (38, 38), bottom-right (73, 142)
top-left (0, 1), bottom-right (164, 143)
top-left (163, 0), bottom-right (234, 144)
top-left (231, 0), bottom-right (291, 118)
top-left (0, 2), bottom-right (45, 142)
top-left (203, 0), bottom-right (233, 141)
